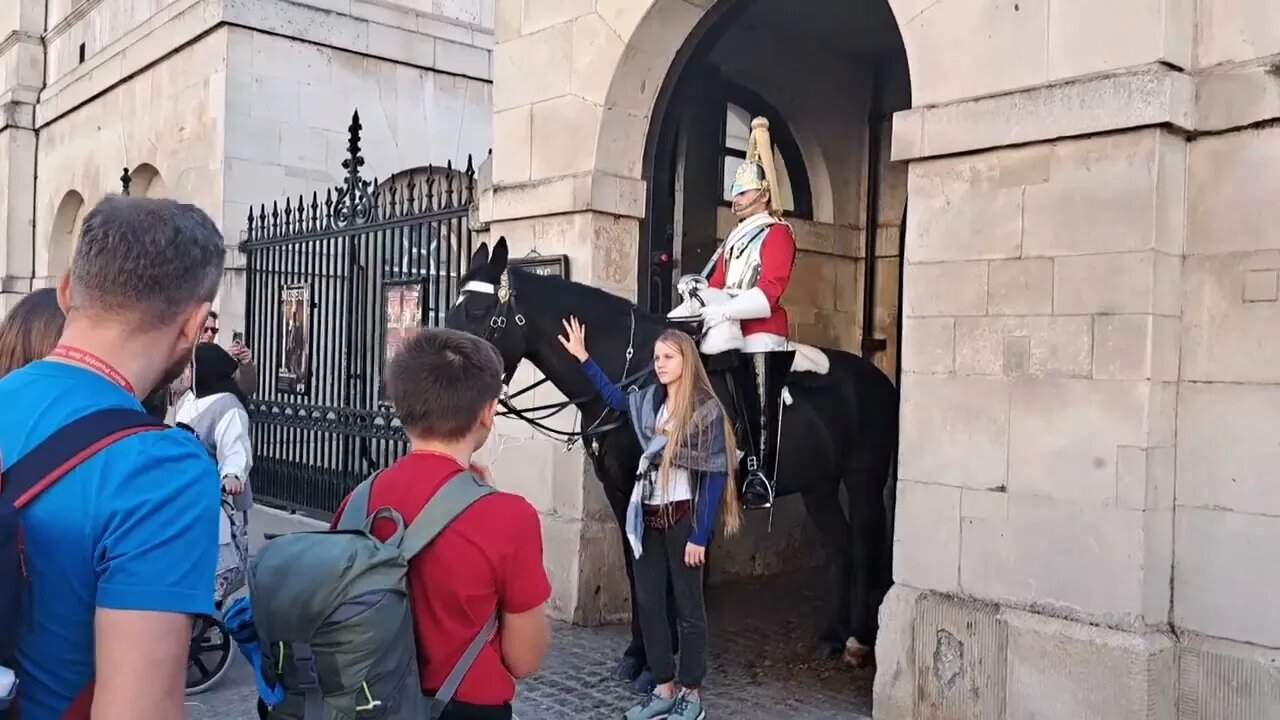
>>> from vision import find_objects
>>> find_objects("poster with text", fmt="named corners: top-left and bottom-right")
top-left (276, 283), bottom-right (312, 396)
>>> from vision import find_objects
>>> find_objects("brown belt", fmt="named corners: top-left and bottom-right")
top-left (642, 499), bottom-right (691, 530)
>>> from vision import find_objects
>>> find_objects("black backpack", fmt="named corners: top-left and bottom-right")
top-left (0, 408), bottom-right (165, 716)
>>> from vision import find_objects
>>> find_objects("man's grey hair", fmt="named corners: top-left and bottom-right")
top-left (70, 195), bottom-right (226, 328)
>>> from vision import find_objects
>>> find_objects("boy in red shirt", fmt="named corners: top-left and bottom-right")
top-left (331, 328), bottom-right (552, 720)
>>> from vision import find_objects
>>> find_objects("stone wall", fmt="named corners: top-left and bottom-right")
top-left (875, 0), bottom-right (1280, 717)
top-left (2, 0), bottom-right (494, 318)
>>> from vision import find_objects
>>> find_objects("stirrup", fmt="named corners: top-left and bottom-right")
top-left (741, 470), bottom-right (774, 510)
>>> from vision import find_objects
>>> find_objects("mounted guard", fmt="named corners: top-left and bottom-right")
top-left (681, 117), bottom-right (798, 511)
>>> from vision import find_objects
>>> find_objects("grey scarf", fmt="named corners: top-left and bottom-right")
top-left (626, 384), bottom-right (728, 475)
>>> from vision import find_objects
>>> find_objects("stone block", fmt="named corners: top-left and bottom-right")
top-left (250, 30), bottom-right (334, 85)
top-left (892, 67), bottom-right (1195, 162)
top-left (520, 0), bottom-right (591, 34)
top-left (962, 494), bottom-right (1170, 623)
top-left (1054, 251), bottom-right (1180, 316)
top-left (872, 584), bottom-right (922, 720)
top-left (899, 0), bottom-right (1048, 107)
top-left (494, 0), bottom-right (523, 42)
top-left (569, 13), bottom-right (623, 105)
top-left (1116, 445), bottom-right (1175, 511)
top-left (1175, 507), bottom-right (1280, 647)
top-left (1196, 62), bottom-right (1280, 133)
top-left (987, 258), bottom-right (1052, 315)
top-left (539, 514), bottom-right (582, 620)
top-left (899, 374), bottom-right (1010, 492)
top-left (1177, 382), bottom-right (1280, 516)
top-left (595, 106), bottom-right (647, 179)
top-left (892, 480), bottom-right (961, 592)
top-left (280, 124), bottom-right (328, 170)
top-left (1023, 130), bottom-right (1185, 258)
top-left (912, 594), bottom-right (1008, 719)
top-left (572, 516), bottom-right (630, 625)
top-left (595, 0), bottom-right (648, 41)
top-left (900, 317), bottom-right (954, 375)
top-left (493, 22), bottom-right (571, 111)
top-left (529, 95), bottom-right (601, 178)
top-left (1196, 0), bottom-right (1280, 67)
top-left (1004, 609), bottom-right (1176, 719)
top-left (435, 39), bottom-right (489, 79)
top-left (783, 252), bottom-right (836, 310)
top-left (1187, 126), bottom-right (1280, 255)
top-left (1093, 314), bottom-right (1180, 381)
top-left (833, 256), bottom-right (862, 313)
top-left (955, 316), bottom-right (1092, 378)
top-left (1182, 251), bottom-right (1280, 383)
top-left (1008, 378), bottom-right (1154, 504)
top-left (904, 152), bottom-right (1023, 263)
top-left (492, 105), bottom-right (531, 182)
top-left (586, 212), bottom-right (638, 288)
top-left (480, 435), bottom-right (555, 514)
top-left (902, 261), bottom-right (988, 317)
top-left (1047, 0), bottom-right (1192, 78)
top-left (1178, 632), bottom-right (1280, 720)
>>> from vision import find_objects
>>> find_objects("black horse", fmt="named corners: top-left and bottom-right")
top-left (446, 237), bottom-right (900, 677)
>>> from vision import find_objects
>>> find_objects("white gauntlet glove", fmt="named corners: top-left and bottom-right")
top-left (699, 287), bottom-right (772, 326)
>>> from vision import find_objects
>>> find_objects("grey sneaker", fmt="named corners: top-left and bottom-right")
top-left (669, 690), bottom-right (706, 720)
top-left (623, 690), bottom-right (678, 720)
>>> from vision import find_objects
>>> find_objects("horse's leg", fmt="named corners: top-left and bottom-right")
top-left (801, 486), bottom-right (852, 660)
top-left (842, 452), bottom-right (892, 669)
top-left (603, 482), bottom-right (646, 681)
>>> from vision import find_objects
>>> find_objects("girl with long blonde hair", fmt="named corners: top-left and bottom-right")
top-left (559, 318), bottom-right (740, 720)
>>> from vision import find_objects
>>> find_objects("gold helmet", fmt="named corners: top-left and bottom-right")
top-left (729, 117), bottom-right (783, 216)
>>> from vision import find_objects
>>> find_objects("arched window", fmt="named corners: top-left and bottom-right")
top-left (717, 84), bottom-right (812, 219)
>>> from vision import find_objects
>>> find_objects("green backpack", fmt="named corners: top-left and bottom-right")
top-left (249, 470), bottom-right (496, 719)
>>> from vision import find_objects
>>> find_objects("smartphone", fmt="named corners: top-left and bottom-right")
top-left (232, 330), bottom-right (244, 346)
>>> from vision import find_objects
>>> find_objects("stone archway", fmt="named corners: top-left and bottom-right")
top-left (128, 163), bottom-right (166, 197)
top-left (46, 190), bottom-right (85, 285)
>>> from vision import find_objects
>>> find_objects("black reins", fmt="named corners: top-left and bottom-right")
top-left (466, 270), bottom-right (649, 451)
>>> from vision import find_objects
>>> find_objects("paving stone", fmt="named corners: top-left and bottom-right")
top-left (190, 571), bottom-right (873, 719)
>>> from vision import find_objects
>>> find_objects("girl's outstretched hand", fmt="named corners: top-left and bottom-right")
top-left (557, 316), bottom-right (590, 361)
top-left (685, 542), bottom-right (706, 568)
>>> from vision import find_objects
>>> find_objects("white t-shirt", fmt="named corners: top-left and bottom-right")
top-left (173, 391), bottom-right (253, 481)
top-left (642, 403), bottom-right (693, 506)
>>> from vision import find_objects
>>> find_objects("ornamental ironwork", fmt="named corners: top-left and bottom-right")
top-left (240, 109), bottom-right (480, 515)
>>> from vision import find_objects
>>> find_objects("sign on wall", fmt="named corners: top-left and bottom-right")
top-left (276, 283), bottom-right (312, 396)
top-left (511, 254), bottom-right (570, 280)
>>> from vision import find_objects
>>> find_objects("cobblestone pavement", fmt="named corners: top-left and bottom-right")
top-left (189, 510), bottom-right (873, 719)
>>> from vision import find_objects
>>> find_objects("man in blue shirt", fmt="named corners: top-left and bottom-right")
top-left (0, 195), bottom-right (227, 720)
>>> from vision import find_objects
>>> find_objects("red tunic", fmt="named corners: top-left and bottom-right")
top-left (708, 222), bottom-right (796, 339)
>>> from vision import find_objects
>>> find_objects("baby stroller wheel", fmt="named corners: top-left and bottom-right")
top-left (186, 614), bottom-right (235, 695)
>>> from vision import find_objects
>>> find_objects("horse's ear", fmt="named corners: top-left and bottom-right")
top-left (468, 242), bottom-right (490, 273)
top-left (491, 236), bottom-right (509, 272)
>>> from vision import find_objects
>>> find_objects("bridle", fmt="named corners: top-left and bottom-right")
top-left (459, 270), bottom-right (650, 453)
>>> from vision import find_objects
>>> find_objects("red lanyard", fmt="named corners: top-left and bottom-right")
top-left (47, 346), bottom-right (136, 395)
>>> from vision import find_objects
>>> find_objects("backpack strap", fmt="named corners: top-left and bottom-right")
top-left (435, 613), bottom-right (499, 707)
top-left (335, 470), bottom-right (383, 531)
top-left (399, 471), bottom-right (496, 560)
top-left (0, 408), bottom-right (166, 509)
top-left (403, 471), bottom-right (499, 709)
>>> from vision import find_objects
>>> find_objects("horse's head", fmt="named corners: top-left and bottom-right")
top-left (445, 236), bottom-right (527, 381)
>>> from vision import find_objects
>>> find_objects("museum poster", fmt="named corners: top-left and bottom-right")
top-left (276, 283), bottom-right (312, 396)
top-left (380, 280), bottom-right (424, 404)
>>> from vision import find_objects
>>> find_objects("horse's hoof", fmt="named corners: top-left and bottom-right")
top-left (813, 638), bottom-right (844, 661)
top-left (631, 670), bottom-right (656, 696)
top-left (612, 655), bottom-right (644, 682)
top-left (842, 638), bottom-right (874, 670)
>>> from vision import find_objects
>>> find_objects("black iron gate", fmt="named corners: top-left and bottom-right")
top-left (240, 111), bottom-right (478, 515)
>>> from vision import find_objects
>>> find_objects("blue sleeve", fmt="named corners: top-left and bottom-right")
top-left (94, 429), bottom-right (221, 615)
top-left (690, 471), bottom-right (726, 547)
top-left (580, 357), bottom-right (629, 413)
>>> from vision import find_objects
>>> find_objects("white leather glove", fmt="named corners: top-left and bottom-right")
top-left (699, 287), bottom-right (772, 326)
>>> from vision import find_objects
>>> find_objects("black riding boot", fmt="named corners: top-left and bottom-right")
top-left (740, 350), bottom-right (794, 510)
